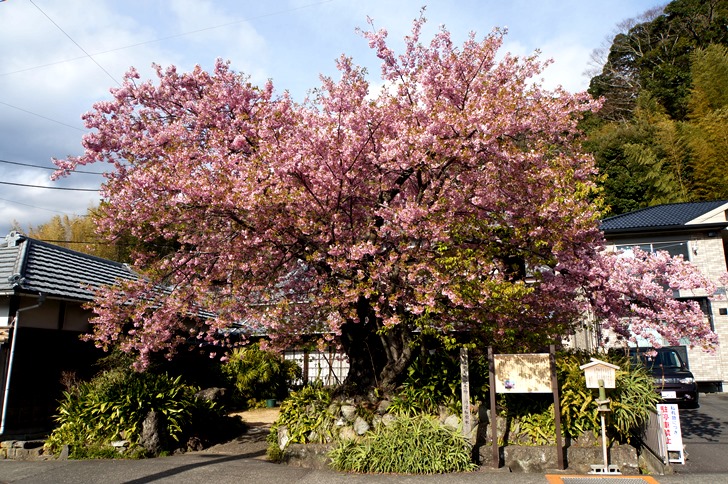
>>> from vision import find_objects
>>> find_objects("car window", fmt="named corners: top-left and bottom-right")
top-left (632, 350), bottom-right (682, 369)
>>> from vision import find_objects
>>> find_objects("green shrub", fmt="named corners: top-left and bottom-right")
top-left (222, 343), bottom-right (302, 408)
top-left (329, 414), bottom-right (476, 474)
top-left (45, 369), bottom-right (220, 458)
top-left (497, 350), bottom-right (660, 445)
top-left (266, 383), bottom-right (337, 460)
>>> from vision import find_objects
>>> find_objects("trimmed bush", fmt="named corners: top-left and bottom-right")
top-left (329, 414), bottom-right (476, 474)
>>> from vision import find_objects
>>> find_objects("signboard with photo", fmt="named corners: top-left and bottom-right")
top-left (493, 353), bottom-right (551, 393)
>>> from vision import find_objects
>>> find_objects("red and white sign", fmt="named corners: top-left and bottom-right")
top-left (657, 403), bottom-right (684, 464)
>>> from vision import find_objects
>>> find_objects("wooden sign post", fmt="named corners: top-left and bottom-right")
top-left (460, 348), bottom-right (471, 437)
top-left (488, 346), bottom-right (564, 470)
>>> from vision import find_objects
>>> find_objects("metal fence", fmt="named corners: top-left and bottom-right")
top-left (640, 409), bottom-right (668, 464)
top-left (640, 405), bottom-right (685, 466)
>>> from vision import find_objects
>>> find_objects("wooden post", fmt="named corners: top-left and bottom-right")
top-left (460, 347), bottom-right (472, 437)
top-left (488, 346), bottom-right (499, 468)
top-left (550, 344), bottom-right (565, 470)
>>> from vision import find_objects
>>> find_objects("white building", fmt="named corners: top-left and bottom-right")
top-left (599, 200), bottom-right (728, 392)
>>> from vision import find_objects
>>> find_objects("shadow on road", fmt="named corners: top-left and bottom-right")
top-left (123, 451), bottom-right (265, 484)
top-left (680, 407), bottom-right (724, 441)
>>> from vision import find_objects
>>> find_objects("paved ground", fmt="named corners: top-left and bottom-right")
top-left (671, 393), bottom-right (728, 475)
top-left (2, 402), bottom-right (728, 483)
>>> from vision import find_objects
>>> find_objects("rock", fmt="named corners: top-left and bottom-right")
top-left (340, 405), bottom-right (357, 422)
top-left (381, 413), bottom-right (397, 427)
top-left (195, 387), bottom-right (227, 404)
top-left (339, 426), bottom-right (357, 441)
top-left (443, 414), bottom-right (460, 430)
top-left (371, 415), bottom-right (382, 429)
top-left (110, 440), bottom-right (129, 450)
top-left (186, 436), bottom-right (204, 452)
top-left (353, 416), bottom-right (370, 435)
top-left (283, 443), bottom-right (333, 470)
top-left (377, 400), bottom-right (391, 414)
top-left (140, 410), bottom-right (168, 455)
top-left (277, 426), bottom-right (290, 450)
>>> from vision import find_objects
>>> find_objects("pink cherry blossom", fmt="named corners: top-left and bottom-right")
top-left (54, 14), bottom-right (717, 391)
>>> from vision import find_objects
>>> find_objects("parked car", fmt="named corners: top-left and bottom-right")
top-left (630, 347), bottom-right (699, 408)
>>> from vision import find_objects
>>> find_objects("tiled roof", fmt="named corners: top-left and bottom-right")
top-left (600, 200), bottom-right (728, 233)
top-left (0, 232), bottom-right (136, 300)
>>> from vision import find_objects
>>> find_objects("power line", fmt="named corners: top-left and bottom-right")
top-left (2, 0), bottom-right (334, 78)
top-left (0, 196), bottom-right (75, 215)
top-left (0, 180), bottom-right (100, 192)
top-left (0, 101), bottom-right (84, 131)
top-left (0, 158), bottom-right (104, 175)
top-left (28, 0), bottom-right (120, 86)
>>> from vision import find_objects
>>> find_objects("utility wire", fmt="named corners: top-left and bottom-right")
top-left (0, 158), bottom-right (103, 175)
top-left (3, 0), bottom-right (334, 78)
top-left (0, 101), bottom-right (84, 131)
top-left (0, 196), bottom-right (73, 215)
top-left (28, 0), bottom-right (120, 86)
top-left (0, 180), bottom-right (100, 192)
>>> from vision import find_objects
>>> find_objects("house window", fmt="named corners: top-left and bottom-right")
top-left (677, 296), bottom-right (713, 331)
top-left (615, 241), bottom-right (690, 260)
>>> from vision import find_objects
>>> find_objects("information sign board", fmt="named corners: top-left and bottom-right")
top-left (493, 353), bottom-right (551, 393)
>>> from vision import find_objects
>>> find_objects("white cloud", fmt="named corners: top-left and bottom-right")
top-left (0, 0), bottom-right (667, 236)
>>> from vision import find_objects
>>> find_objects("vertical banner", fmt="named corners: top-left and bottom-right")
top-left (488, 346), bottom-right (498, 468)
top-left (657, 403), bottom-right (684, 464)
top-left (460, 348), bottom-right (471, 436)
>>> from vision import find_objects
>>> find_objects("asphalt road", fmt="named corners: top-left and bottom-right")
top-left (0, 394), bottom-right (727, 483)
top-left (672, 392), bottom-right (728, 476)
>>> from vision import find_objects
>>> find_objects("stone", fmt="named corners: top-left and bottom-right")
top-left (186, 436), bottom-right (204, 452)
top-left (443, 414), bottom-right (460, 430)
top-left (140, 410), bottom-right (168, 455)
top-left (195, 387), bottom-right (227, 404)
top-left (283, 443), bottom-right (333, 470)
top-left (340, 405), bottom-right (357, 422)
top-left (277, 426), bottom-right (290, 450)
top-left (377, 400), bottom-right (391, 414)
top-left (477, 444), bottom-right (640, 474)
top-left (339, 426), bottom-right (357, 441)
top-left (353, 416), bottom-right (370, 435)
top-left (110, 440), bottom-right (129, 449)
top-left (371, 415), bottom-right (382, 429)
top-left (381, 413), bottom-right (397, 427)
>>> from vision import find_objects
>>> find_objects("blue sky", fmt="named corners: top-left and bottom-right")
top-left (0, 0), bottom-right (666, 236)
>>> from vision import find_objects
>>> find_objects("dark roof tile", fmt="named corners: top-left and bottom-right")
top-left (600, 200), bottom-right (728, 232)
top-left (0, 232), bottom-right (135, 300)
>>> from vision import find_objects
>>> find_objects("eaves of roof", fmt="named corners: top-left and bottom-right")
top-left (602, 222), bottom-right (728, 236)
top-left (600, 200), bottom-right (728, 235)
top-left (0, 232), bottom-right (136, 301)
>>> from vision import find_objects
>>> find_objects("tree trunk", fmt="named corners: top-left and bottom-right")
top-left (339, 297), bottom-right (414, 396)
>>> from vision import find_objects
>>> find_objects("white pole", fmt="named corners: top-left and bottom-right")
top-left (0, 294), bottom-right (46, 435)
top-left (460, 348), bottom-right (471, 437)
top-left (601, 413), bottom-right (608, 470)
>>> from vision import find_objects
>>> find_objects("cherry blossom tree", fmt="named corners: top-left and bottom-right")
top-left (584, 248), bottom-right (719, 350)
top-left (54, 15), bottom-right (717, 393)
